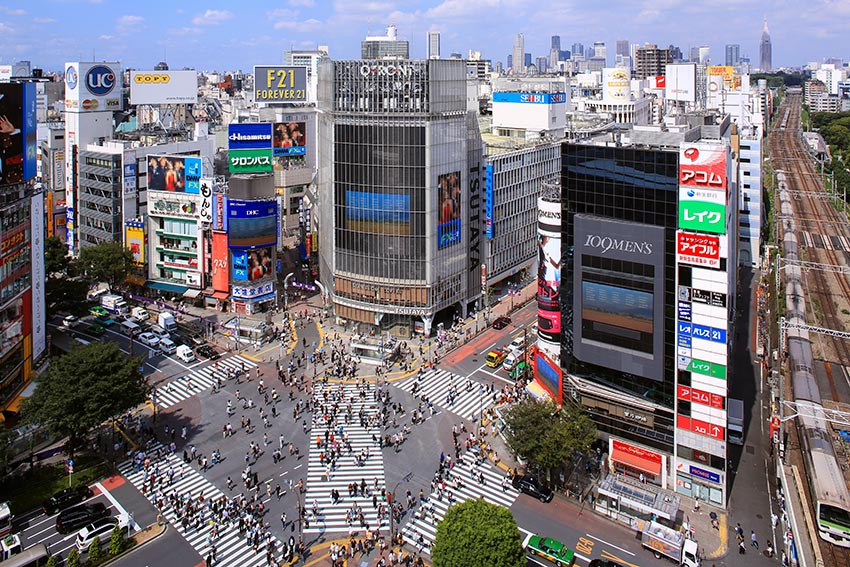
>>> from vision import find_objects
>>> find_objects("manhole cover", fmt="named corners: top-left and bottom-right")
top-left (756, 514), bottom-right (763, 519)
top-left (746, 445), bottom-right (755, 455)
top-left (472, 358), bottom-right (478, 363)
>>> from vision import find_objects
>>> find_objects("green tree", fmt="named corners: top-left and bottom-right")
top-left (108, 524), bottom-right (127, 556)
top-left (66, 548), bottom-right (81, 567)
top-left (45, 277), bottom-right (89, 317)
top-left (503, 398), bottom-right (597, 474)
top-left (21, 342), bottom-right (148, 456)
top-left (76, 241), bottom-right (133, 287)
top-left (88, 533), bottom-right (103, 564)
top-left (45, 555), bottom-right (60, 567)
top-left (0, 426), bottom-right (14, 476)
top-left (432, 498), bottom-right (525, 567)
top-left (44, 236), bottom-right (71, 277)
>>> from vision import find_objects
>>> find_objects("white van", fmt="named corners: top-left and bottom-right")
top-left (120, 320), bottom-right (141, 337)
top-left (131, 306), bottom-right (150, 322)
top-left (509, 335), bottom-right (527, 354)
top-left (149, 325), bottom-right (170, 340)
top-left (75, 513), bottom-right (130, 552)
top-left (158, 338), bottom-right (177, 355)
top-left (503, 351), bottom-right (519, 371)
top-left (176, 345), bottom-right (196, 363)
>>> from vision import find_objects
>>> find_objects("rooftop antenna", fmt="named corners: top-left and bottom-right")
top-left (92, 48), bottom-right (96, 61)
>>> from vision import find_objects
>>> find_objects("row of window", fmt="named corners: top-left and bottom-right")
top-left (161, 218), bottom-right (197, 236)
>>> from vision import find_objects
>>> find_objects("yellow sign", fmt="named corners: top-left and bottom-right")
top-left (125, 225), bottom-right (145, 266)
top-left (134, 74), bottom-right (171, 84)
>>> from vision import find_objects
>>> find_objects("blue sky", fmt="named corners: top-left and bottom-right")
top-left (0, 1), bottom-right (844, 73)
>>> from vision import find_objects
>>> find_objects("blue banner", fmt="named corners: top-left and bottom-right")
top-left (689, 465), bottom-right (721, 484)
top-left (690, 323), bottom-right (726, 344)
top-left (228, 123), bottom-right (273, 150)
top-left (23, 82), bottom-right (37, 182)
top-left (677, 301), bottom-right (692, 322)
top-left (493, 92), bottom-right (567, 104)
top-left (232, 250), bottom-right (248, 281)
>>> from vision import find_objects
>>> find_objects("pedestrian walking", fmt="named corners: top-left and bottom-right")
top-left (738, 540), bottom-right (746, 554)
top-left (751, 530), bottom-right (758, 549)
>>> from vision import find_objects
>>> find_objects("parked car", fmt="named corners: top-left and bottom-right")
top-left (512, 474), bottom-right (554, 503)
top-left (75, 513), bottom-right (130, 552)
top-left (62, 315), bottom-right (79, 328)
top-left (56, 503), bottom-right (108, 534)
top-left (86, 323), bottom-right (106, 337)
top-left (138, 332), bottom-right (160, 348)
top-left (589, 560), bottom-right (625, 567)
top-left (42, 486), bottom-right (94, 515)
top-left (492, 315), bottom-right (511, 329)
top-left (188, 334), bottom-right (207, 346)
top-left (196, 345), bottom-right (221, 360)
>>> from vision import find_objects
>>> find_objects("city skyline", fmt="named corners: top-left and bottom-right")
top-left (0, 0), bottom-right (845, 72)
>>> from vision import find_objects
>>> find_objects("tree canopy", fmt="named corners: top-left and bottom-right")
top-left (431, 498), bottom-right (525, 567)
top-left (503, 398), bottom-right (597, 473)
top-left (76, 241), bottom-right (133, 287)
top-left (44, 236), bottom-right (71, 277)
top-left (21, 342), bottom-right (148, 456)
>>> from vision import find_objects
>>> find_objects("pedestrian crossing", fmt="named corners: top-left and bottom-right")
top-left (303, 382), bottom-right (386, 534)
top-left (400, 450), bottom-right (520, 554)
top-left (152, 355), bottom-right (257, 409)
top-left (395, 369), bottom-right (494, 422)
top-left (118, 445), bottom-right (280, 567)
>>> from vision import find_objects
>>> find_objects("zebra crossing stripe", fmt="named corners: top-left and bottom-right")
top-left (303, 383), bottom-right (387, 534)
top-left (400, 451), bottom-right (519, 554)
top-left (154, 355), bottom-right (257, 409)
top-left (118, 445), bottom-right (278, 567)
top-left (395, 369), bottom-right (495, 422)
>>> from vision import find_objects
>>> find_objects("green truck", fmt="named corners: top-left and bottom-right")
top-left (523, 533), bottom-right (576, 566)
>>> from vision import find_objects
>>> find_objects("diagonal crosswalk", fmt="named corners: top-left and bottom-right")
top-left (395, 369), bottom-right (494, 422)
top-left (152, 355), bottom-right (257, 409)
top-left (400, 450), bottom-right (519, 554)
top-left (303, 382), bottom-right (386, 534)
top-left (118, 444), bottom-right (280, 567)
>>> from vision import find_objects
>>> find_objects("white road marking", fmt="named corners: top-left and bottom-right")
top-left (585, 533), bottom-right (635, 555)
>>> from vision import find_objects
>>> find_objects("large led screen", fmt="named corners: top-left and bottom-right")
top-left (345, 190), bottom-right (410, 235)
top-left (437, 171), bottom-right (461, 248)
top-left (573, 214), bottom-right (666, 382)
top-left (147, 155), bottom-right (202, 194)
top-left (228, 200), bottom-right (278, 248)
top-left (537, 198), bottom-right (562, 343)
top-left (232, 246), bottom-right (274, 281)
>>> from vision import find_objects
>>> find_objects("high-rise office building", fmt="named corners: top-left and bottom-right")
top-left (593, 42), bottom-right (607, 61)
top-left (512, 33), bottom-right (525, 73)
top-left (760, 18), bottom-right (772, 71)
top-left (635, 44), bottom-right (673, 79)
top-left (616, 40), bottom-right (629, 57)
top-left (698, 46), bottom-right (710, 64)
top-left (525, 53), bottom-right (532, 68)
top-left (361, 24), bottom-right (409, 59)
top-left (427, 31), bottom-right (440, 60)
top-left (725, 44), bottom-right (741, 67)
top-left (571, 43), bottom-right (584, 60)
top-left (551, 36), bottom-right (561, 51)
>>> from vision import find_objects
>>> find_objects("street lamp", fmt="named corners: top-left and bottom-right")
top-left (389, 472), bottom-right (413, 550)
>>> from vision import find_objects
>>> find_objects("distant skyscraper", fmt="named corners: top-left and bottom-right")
top-left (635, 43), bottom-right (673, 79)
top-left (512, 33), bottom-right (525, 72)
top-left (524, 53), bottom-right (532, 68)
top-left (698, 46), bottom-right (710, 64)
top-left (725, 44), bottom-right (741, 67)
top-left (760, 17), bottom-right (772, 71)
top-left (551, 36), bottom-right (561, 51)
top-left (427, 31), bottom-right (440, 59)
top-left (361, 24), bottom-right (409, 59)
top-left (571, 43), bottom-right (584, 60)
top-left (593, 41), bottom-right (606, 61)
top-left (689, 46), bottom-right (700, 62)
top-left (616, 40), bottom-right (629, 57)
top-left (506, 54), bottom-right (512, 70)
top-left (535, 56), bottom-right (548, 73)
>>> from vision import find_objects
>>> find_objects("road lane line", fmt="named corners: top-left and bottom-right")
top-left (95, 481), bottom-right (138, 532)
top-left (586, 533), bottom-right (635, 555)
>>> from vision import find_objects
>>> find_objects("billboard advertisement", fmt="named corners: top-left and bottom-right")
top-left (211, 231), bottom-right (229, 292)
top-left (253, 66), bottom-right (308, 102)
top-left (229, 148), bottom-right (273, 174)
top-left (125, 221), bottom-right (145, 265)
top-left (485, 164), bottom-right (494, 239)
top-left (677, 231), bottom-right (720, 269)
top-left (537, 198), bottom-right (562, 342)
top-left (0, 82), bottom-right (37, 185)
top-left (64, 62), bottom-right (123, 112)
top-left (437, 171), bottom-right (462, 249)
top-left (130, 70), bottom-right (198, 105)
top-left (679, 144), bottom-right (728, 190)
top-left (212, 194), bottom-right (228, 232)
top-left (573, 215), bottom-right (666, 382)
top-left (231, 246), bottom-right (274, 281)
top-left (492, 92), bottom-right (567, 104)
top-left (228, 123), bottom-right (273, 150)
top-left (678, 190), bottom-right (726, 235)
top-left (147, 155), bottom-right (202, 194)
top-left (199, 178), bottom-right (214, 224)
top-left (665, 63), bottom-right (696, 103)
top-left (232, 280), bottom-right (275, 300)
top-left (533, 348), bottom-right (563, 404)
top-left (273, 121), bottom-right (306, 156)
top-left (123, 150), bottom-right (137, 195)
top-left (227, 200), bottom-right (277, 248)
top-left (345, 190), bottom-right (411, 235)
top-left (603, 68), bottom-right (630, 101)
top-left (31, 192), bottom-right (46, 360)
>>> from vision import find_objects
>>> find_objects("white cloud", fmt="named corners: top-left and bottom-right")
top-left (34, 17), bottom-right (56, 24)
top-left (99, 34), bottom-right (115, 41)
top-left (116, 15), bottom-right (144, 34)
top-left (168, 27), bottom-right (203, 36)
top-left (192, 9), bottom-right (234, 26)
top-left (289, 0), bottom-right (315, 6)
top-left (0, 7), bottom-right (26, 16)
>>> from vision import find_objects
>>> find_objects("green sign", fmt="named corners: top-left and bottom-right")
top-left (678, 201), bottom-right (726, 235)
top-left (229, 148), bottom-right (273, 174)
top-left (689, 358), bottom-right (726, 379)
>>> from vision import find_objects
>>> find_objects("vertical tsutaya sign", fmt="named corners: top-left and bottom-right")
top-left (253, 66), bottom-right (308, 102)
top-left (484, 163), bottom-right (494, 238)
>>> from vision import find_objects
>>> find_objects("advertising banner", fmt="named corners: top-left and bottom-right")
top-left (485, 164), bottom-right (494, 238)
top-left (253, 66), bottom-right (308, 102)
top-left (678, 197), bottom-right (726, 235)
top-left (437, 171), bottom-right (462, 249)
top-left (130, 70), bottom-right (198, 105)
top-left (679, 144), bottom-right (728, 190)
top-left (148, 155), bottom-right (202, 194)
top-left (492, 92), bottom-right (567, 104)
top-left (232, 280), bottom-right (275, 299)
top-left (211, 231), bottom-right (229, 292)
top-left (227, 200), bottom-right (278, 248)
top-left (31, 192), bottom-right (45, 360)
top-left (64, 62), bottom-right (123, 112)
top-left (231, 246), bottom-right (273, 281)
top-left (677, 415), bottom-right (725, 441)
top-left (677, 231), bottom-right (720, 268)
top-left (665, 63), bottom-right (696, 103)
top-left (123, 150), bottom-right (137, 195)
top-left (273, 121), bottom-right (306, 156)
top-left (229, 148), bottom-right (273, 174)
top-left (345, 190), bottom-right (411, 235)
top-left (213, 194), bottom-right (228, 231)
top-left (603, 68), bottom-right (630, 101)
top-left (149, 193), bottom-right (202, 219)
top-left (0, 82), bottom-right (37, 185)
top-left (199, 178), bottom-right (214, 224)
top-left (228, 123), bottom-right (273, 150)
top-left (125, 221), bottom-right (145, 265)
top-left (533, 349), bottom-right (563, 404)
top-left (537, 198), bottom-right (561, 342)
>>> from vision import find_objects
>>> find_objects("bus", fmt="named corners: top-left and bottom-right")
top-left (0, 544), bottom-right (50, 567)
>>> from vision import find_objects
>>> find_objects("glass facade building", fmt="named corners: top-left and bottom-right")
top-left (561, 143), bottom-right (679, 453)
top-left (77, 150), bottom-right (123, 248)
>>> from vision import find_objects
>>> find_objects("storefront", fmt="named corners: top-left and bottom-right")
top-left (231, 280), bottom-right (276, 316)
top-left (595, 474), bottom-right (681, 531)
top-left (674, 461), bottom-right (724, 506)
top-left (608, 438), bottom-right (667, 489)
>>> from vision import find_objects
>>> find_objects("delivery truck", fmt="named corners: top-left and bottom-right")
top-left (641, 521), bottom-right (700, 567)
top-left (100, 294), bottom-right (128, 315)
top-left (158, 311), bottom-right (178, 333)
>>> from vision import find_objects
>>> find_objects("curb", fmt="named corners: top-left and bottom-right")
top-left (100, 522), bottom-right (168, 566)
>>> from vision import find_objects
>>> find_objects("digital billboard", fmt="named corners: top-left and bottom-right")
top-left (253, 66), bottom-right (308, 102)
top-left (0, 82), bottom-right (37, 185)
top-left (147, 155), bottom-right (202, 194)
top-left (345, 190), bottom-right (411, 235)
top-left (229, 148), bottom-right (273, 174)
top-left (130, 70), bottom-right (198, 105)
top-left (227, 200), bottom-right (277, 248)
top-left (437, 171), bottom-right (461, 249)
top-left (273, 121), bottom-right (306, 156)
top-left (231, 246), bottom-right (274, 281)
top-left (573, 215), bottom-right (666, 382)
top-left (537, 198), bottom-right (562, 342)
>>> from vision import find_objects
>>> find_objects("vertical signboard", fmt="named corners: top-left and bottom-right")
top-left (31, 193), bottom-right (46, 360)
top-left (437, 171), bottom-right (462, 248)
top-left (0, 83), bottom-right (37, 185)
top-left (123, 150), bottom-right (137, 195)
top-left (485, 163), bottom-right (494, 238)
top-left (125, 221), bottom-right (145, 266)
top-left (537, 198), bottom-right (562, 345)
top-left (199, 178), bottom-right (214, 224)
top-left (211, 231), bottom-right (229, 292)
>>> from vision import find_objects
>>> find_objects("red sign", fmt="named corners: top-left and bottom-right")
top-left (211, 231), bottom-right (229, 292)
top-left (612, 440), bottom-right (662, 465)
top-left (655, 76), bottom-right (666, 88)
top-left (678, 386), bottom-right (724, 409)
top-left (677, 415), bottom-right (725, 440)
top-left (679, 144), bottom-right (728, 190)
top-left (677, 231), bottom-right (720, 268)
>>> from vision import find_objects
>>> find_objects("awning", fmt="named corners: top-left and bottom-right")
top-left (525, 380), bottom-right (551, 401)
top-left (612, 446), bottom-right (662, 477)
top-left (211, 291), bottom-right (230, 300)
top-left (3, 394), bottom-right (26, 414)
top-left (146, 281), bottom-right (188, 294)
top-left (183, 289), bottom-right (202, 298)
